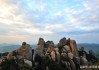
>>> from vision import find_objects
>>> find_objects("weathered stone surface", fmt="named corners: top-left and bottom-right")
top-left (7, 52), bottom-right (14, 60)
top-left (37, 37), bottom-right (45, 45)
top-left (33, 38), bottom-right (45, 61)
top-left (34, 45), bottom-right (44, 56)
top-left (16, 43), bottom-right (32, 60)
top-left (68, 52), bottom-right (73, 60)
top-left (34, 38), bottom-right (45, 55)
top-left (69, 40), bottom-right (79, 57)
top-left (0, 37), bottom-right (85, 70)
top-left (58, 37), bottom-right (67, 47)
top-left (64, 45), bottom-right (71, 53)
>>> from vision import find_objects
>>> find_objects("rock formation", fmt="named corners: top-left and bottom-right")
top-left (0, 37), bottom-right (97, 70)
top-left (16, 42), bottom-right (32, 60)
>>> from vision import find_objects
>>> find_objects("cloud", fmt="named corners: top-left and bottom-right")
top-left (54, 11), bottom-right (62, 17)
top-left (0, 0), bottom-right (53, 36)
top-left (0, 0), bottom-right (99, 44)
top-left (94, 0), bottom-right (99, 2)
top-left (24, 28), bottom-right (53, 35)
top-left (83, 2), bottom-right (92, 10)
top-left (38, 2), bottom-right (47, 12)
top-left (64, 6), bottom-right (85, 15)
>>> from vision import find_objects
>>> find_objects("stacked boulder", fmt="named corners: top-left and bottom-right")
top-left (1, 37), bottom-right (97, 70)
top-left (16, 42), bottom-right (32, 60)
top-left (7, 42), bottom-right (32, 61)
top-left (0, 42), bottom-right (33, 70)
top-left (33, 37), bottom-right (80, 70)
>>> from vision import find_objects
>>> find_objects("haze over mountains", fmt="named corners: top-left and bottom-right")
top-left (77, 43), bottom-right (99, 53)
top-left (0, 43), bottom-right (99, 54)
top-left (0, 43), bottom-right (35, 53)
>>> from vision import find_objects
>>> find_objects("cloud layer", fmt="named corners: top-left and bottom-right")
top-left (0, 0), bottom-right (99, 44)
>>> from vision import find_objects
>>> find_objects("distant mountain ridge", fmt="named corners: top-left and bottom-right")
top-left (0, 44), bottom-right (35, 53)
top-left (0, 44), bottom-right (20, 53)
top-left (0, 43), bottom-right (99, 53)
top-left (77, 43), bottom-right (99, 53)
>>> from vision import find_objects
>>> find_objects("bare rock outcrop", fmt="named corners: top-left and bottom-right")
top-left (16, 42), bottom-right (32, 60)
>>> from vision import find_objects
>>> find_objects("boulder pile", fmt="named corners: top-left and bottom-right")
top-left (0, 37), bottom-right (98, 70)
top-left (33, 37), bottom-right (80, 70)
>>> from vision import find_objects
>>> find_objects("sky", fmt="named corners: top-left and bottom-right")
top-left (0, 0), bottom-right (99, 44)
